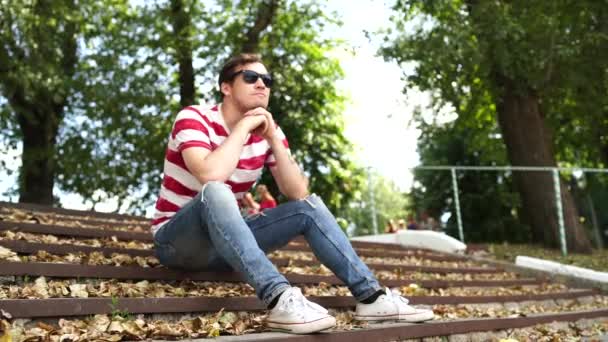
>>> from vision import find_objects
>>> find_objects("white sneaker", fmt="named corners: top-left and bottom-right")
top-left (355, 287), bottom-right (435, 322)
top-left (266, 287), bottom-right (336, 334)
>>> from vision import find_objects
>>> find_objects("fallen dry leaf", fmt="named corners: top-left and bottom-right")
top-left (69, 284), bottom-right (89, 298)
top-left (0, 246), bottom-right (20, 262)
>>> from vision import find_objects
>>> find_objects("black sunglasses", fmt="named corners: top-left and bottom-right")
top-left (230, 70), bottom-right (273, 88)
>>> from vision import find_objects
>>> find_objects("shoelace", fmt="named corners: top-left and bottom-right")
top-left (386, 287), bottom-right (410, 305)
top-left (280, 288), bottom-right (325, 314)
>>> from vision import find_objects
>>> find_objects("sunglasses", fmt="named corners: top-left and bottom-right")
top-left (230, 70), bottom-right (273, 88)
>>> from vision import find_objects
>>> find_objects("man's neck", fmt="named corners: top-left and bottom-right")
top-left (220, 99), bottom-right (243, 132)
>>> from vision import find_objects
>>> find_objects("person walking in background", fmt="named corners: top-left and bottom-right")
top-left (397, 219), bottom-right (407, 231)
top-left (419, 211), bottom-right (439, 231)
top-left (385, 219), bottom-right (398, 233)
top-left (406, 215), bottom-right (419, 230)
top-left (256, 184), bottom-right (277, 210)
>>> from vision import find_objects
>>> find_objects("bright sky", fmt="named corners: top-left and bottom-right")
top-left (327, 0), bottom-right (427, 190)
top-left (0, 0), bottom-right (430, 212)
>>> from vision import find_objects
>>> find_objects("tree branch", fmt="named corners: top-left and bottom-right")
top-left (171, 0), bottom-right (195, 107)
top-left (0, 5), bottom-right (26, 100)
top-left (242, 0), bottom-right (280, 53)
top-left (540, 1), bottom-right (558, 88)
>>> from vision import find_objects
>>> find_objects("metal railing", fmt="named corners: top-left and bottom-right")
top-left (413, 166), bottom-right (608, 256)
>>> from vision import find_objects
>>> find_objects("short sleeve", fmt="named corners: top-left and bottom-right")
top-left (171, 107), bottom-right (213, 152)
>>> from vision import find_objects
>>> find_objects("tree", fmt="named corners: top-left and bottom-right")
top-left (169, 0), bottom-right (197, 108)
top-left (186, 0), bottom-right (365, 213)
top-left (0, 0), bottom-right (79, 204)
top-left (380, 0), bottom-right (606, 252)
top-left (1, 0), bottom-right (363, 215)
top-left (410, 110), bottom-right (531, 243)
top-left (0, 0), bottom-right (188, 210)
top-left (338, 171), bottom-right (410, 237)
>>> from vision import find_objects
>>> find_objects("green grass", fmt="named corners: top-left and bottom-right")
top-left (488, 243), bottom-right (608, 273)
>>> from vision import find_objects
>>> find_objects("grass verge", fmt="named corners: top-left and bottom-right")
top-left (488, 243), bottom-right (608, 273)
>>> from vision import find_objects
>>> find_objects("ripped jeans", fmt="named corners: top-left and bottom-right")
top-left (153, 181), bottom-right (382, 306)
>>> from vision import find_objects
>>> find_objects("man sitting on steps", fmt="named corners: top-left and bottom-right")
top-left (150, 53), bottom-right (434, 334)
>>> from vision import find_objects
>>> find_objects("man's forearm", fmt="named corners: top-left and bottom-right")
top-left (194, 126), bottom-right (250, 183)
top-left (269, 135), bottom-right (309, 199)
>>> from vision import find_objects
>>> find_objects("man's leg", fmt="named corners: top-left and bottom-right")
top-left (247, 194), bottom-right (434, 323)
top-left (246, 193), bottom-right (382, 302)
top-left (154, 181), bottom-right (290, 306)
top-left (154, 183), bottom-right (336, 334)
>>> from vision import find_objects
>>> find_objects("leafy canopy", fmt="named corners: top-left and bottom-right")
top-left (1, 0), bottom-right (364, 214)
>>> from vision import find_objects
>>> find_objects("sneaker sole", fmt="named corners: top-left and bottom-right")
top-left (355, 311), bottom-right (435, 323)
top-left (267, 316), bottom-right (336, 334)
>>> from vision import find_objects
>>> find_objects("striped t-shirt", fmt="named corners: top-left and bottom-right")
top-left (151, 104), bottom-right (289, 234)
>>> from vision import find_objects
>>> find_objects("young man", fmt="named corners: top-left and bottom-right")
top-left (151, 53), bottom-right (434, 334)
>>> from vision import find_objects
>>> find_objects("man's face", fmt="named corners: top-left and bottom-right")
top-left (223, 62), bottom-right (271, 111)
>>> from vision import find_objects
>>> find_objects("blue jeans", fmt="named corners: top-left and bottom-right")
top-left (153, 181), bottom-right (382, 306)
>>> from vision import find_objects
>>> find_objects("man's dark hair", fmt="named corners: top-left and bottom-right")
top-left (218, 53), bottom-right (264, 89)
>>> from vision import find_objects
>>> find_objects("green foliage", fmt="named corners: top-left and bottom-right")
top-left (0, 0), bottom-right (172, 211)
top-left (186, 0), bottom-right (364, 212)
top-left (338, 171), bottom-right (410, 237)
top-left (109, 296), bottom-right (132, 320)
top-left (380, 0), bottom-right (608, 244)
top-left (380, 0), bottom-right (608, 168)
top-left (410, 112), bottom-right (531, 242)
top-left (1, 0), bottom-right (362, 214)
top-left (569, 173), bottom-right (608, 248)
top-left (56, 3), bottom-right (173, 210)
top-left (261, 2), bottom-right (363, 212)
top-left (490, 243), bottom-right (608, 273)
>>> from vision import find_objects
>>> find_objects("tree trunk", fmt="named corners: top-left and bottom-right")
top-left (599, 116), bottom-right (608, 166)
top-left (170, 0), bottom-right (195, 107)
top-left (3, 0), bottom-right (78, 206)
top-left (495, 80), bottom-right (592, 253)
top-left (16, 109), bottom-right (60, 205)
top-left (587, 193), bottom-right (603, 249)
top-left (242, 0), bottom-right (280, 53)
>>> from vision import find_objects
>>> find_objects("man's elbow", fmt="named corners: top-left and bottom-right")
top-left (293, 177), bottom-right (310, 199)
top-left (197, 170), bottom-right (229, 185)
top-left (285, 185), bottom-right (309, 200)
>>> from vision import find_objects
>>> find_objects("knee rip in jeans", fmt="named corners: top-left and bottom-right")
top-left (298, 193), bottom-right (318, 209)
top-left (200, 181), bottom-right (232, 203)
top-left (245, 211), bottom-right (267, 220)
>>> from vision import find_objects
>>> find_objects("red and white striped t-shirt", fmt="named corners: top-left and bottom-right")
top-left (151, 104), bottom-right (289, 234)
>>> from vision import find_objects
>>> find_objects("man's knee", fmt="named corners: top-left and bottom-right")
top-left (201, 181), bottom-right (235, 206)
top-left (298, 194), bottom-right (332, 217)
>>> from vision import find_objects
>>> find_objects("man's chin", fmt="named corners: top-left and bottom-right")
top-left (245, 102), bottom-right (268, 111)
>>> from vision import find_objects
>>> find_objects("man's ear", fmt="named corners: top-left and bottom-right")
top-left (220, 82), bottom-right (232, 97)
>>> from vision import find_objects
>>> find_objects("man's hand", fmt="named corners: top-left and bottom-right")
top-left (236, 112), bottom-right (268, 135)
top-left (243, 107), bottom-right (277, 140)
